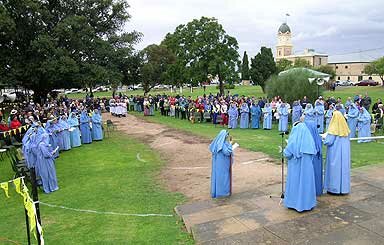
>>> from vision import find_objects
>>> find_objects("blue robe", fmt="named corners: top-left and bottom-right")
top-left (210, 130), bottom-right (233, 198)
top-left (45, 121), bottom-right (60, 158)
top-left (59, 118), bottom-right (71, 151)
top-left (91, 112), bottom-right (103, 141)
top-left (305, 121), bottom-right (323, 196)
top-left (228, 106), bottom-right (238, 129)
top-left (284, 123), bottom-right (317, 212)
top-left (278, 105), bottom-right (289, 132)
top-left (304, 104), bottom-right (316, 123)
top-left (315, 102), bottom-right (325, 133)
top-left (263, 105), bottom-right (272, 129)
top-left (80, 111), bottom-right (92, 144)
top-left (240, 104), bottom-right (249, 129)
top-left (292, 103), bottom-right (302, 124)
top-left (67, 113), bottom-right (81, 148)
top-left (357, 108), bottom-right (371, 143)
top-left (250, 105), bottom-right (261, 129)
top-left (22, 125), bottom-right (37, 168)
top-left (56, 120), bottom-right (65, 151)
top-left (325, 109), bottom-right (334, 130)
top-left (347, 104), bottom-right (359, 138)
top-left (324, 134), bottom-right (350, 194)
top-left (36, 134), bottom-right (59, 193)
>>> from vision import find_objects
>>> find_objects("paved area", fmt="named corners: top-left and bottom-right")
top-left (176, 164), bottom-right (384, 244)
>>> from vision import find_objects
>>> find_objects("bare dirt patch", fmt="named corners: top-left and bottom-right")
top-left (106, 113), bottom-right (282, 202)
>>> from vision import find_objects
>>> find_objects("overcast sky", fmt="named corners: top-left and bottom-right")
top-left (124, 0), bottom-right (384, 59)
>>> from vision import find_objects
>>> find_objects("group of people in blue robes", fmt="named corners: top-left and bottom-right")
top-left (209, 130), bottom-right (233, 198)
top-left (21, 109), bottom-right (104, 194)
top-left (284, 109), bottom-right (352, 212)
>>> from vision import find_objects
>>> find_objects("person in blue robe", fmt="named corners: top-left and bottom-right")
top-left (250, 103), bottom-right (261, 129)
top-left (59, 115), bottom-right (71, 151)
top-left (30, 125), bottom-right (47, 183)
top-left (263, 103), bottom-right (272, 130)
top-left (305, 121), bottom-right (323, 196)
top-left (325, 104), bottom-right (334, 130)
top-left (278, 103), bottom-right (289, 132)
top-left (324, 111), bottom-right (351, 194)
top-left (291, 101), bottom-right (302, 124)
top-left (209, 130), bottom-right (233, 198)
top-left (357, 107), bottom-right (371, 143)
top-left (228, 103), bottom-right (238, 129)
top-left (36, 133), bottom-right (59, 193)
top-left (55, 117), bottom-right (65, 151)
top-left (45, 119), bottom-right (60, 158)
top-left (91, 109), bottom-right (103, 141)
top-left (283, 122), bottom-right (317, 212)
top-left (314, 100), bottom-right (325, 133)
top-left (304, 104), bottom-right (316, 123)
top-left (80, 110), bottom-right (92, 144)
top-left (22, 123), bottom-right (38, 168)
top-left (239, 102), bottom-right (249, 129)
top-left (347, 102), bottom-right (359, 138)
top-left (67, 112), bottom-right (81, 148)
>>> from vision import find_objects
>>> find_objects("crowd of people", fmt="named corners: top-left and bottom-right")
top-left (123, 92), bottom-right (382, 143)
top-left (1, 96), bottom-right (105, 193)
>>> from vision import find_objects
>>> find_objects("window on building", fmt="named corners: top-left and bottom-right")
top-left (278, 50), bottom-right (281, 56)
top-left (319, 58), bottom-right (321, 65)
top-left (336, 66), bottom-right (338, 69)
top-left (369, 76), bottom-right (372, 80)
top-left (347, 76), bottom-right (350, 80)
top-left (338, 76), bottom-right (340, 80)
top-left (358, 76), bottom-right (363, 81)
top-left (345, 65), bottom-right (348, 69)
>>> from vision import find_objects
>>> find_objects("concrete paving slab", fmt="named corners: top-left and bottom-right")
top-left (358, 217), bottom-right (384, 237)
top-left (298, 224), bottom-right (384, 245)
top-left (175, 200), bottom-right (215, 216)
top-left (201, 228), bottom-right (288, 245)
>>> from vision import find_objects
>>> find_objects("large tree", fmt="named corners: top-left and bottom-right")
top-left (141, 44), bottom-right (176, 94)
top-left (241, 51), bottom-right (250, 80)
top-left (364, 57), bottom-right (384, 85)
top-left (0, 0), bottom-right (141, 100)
top-left (250, 47), bottom-right (276, 92)
top-left (315, 65), bottom-right (336, 79)
top-left (293, 58), bottom-right (312, 68)
top-left (162, 17), bottom-right (239, 95)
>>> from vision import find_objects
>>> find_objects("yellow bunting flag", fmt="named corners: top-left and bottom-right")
top-left (24, 197), bottom-right (37, 235)
top-left (0, 182), bottom-right (9, 198)
top-left (13, 178), bottom-right (21, 194)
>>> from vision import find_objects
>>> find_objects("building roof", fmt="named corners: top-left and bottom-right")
top-left (279, 67), bottom-right (330, 77)
top-left (328, 50), bottom-right (384, 64)
top-left (278, 23), bottom-right (291, 34)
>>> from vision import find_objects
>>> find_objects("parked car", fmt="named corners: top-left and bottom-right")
top-left (355, 79), bottom-right (379, 86)
top-left (64, 88), bottom-right (81, 94)
top-left (335, 80), bottom-right (354, 86)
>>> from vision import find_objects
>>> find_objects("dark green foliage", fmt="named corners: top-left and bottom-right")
top-left (250, 47), bottom-right (276, 92)
top-left (216, 84), bottom-right (235, 89)
top-left (140, 44), bottom-right (176, 94)
top-left (293, 58), bottom-right (312, 68)
top-left (315, 65), bottom-right (336, 79)
top-left (364, 57), bottom-right (384, 84)
top-left (276, 58), bottom-right (293, 73)
top-left (0, 0), bottom-right (141, 100)
top-left (266, 70), bottom-right (322, 104)
top-left (241, 51), bottom-right (250, 80)
top-left (162, 17), bottom-right (239, 95)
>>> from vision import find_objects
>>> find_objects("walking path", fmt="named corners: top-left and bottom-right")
top-left (106, 113), bottom-right (384, 244)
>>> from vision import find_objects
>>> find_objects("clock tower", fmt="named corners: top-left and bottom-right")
top-left (276, 23), bottom-right (293, 59)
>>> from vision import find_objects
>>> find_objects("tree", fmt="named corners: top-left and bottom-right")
top-left (315, 65), bottom-right (336, 79)
top-left (276, 58), bottom-right (293, 73)
top-left (293, 58), bottom-right (312, 68)
top-left (162, 17), bottom-right (239, 95)
top-left (250, 47), bottom-right (276, 92)
top-left (266, 70), bottom-right (322, 104)
top-left (241, 51), bottom-right (250, 80)
top-left (141, 44), bottom-right (176, 94)
top-left (364, 57), bottom-right (384, 85)
top-left (0, 0), bottom-right (141, 101)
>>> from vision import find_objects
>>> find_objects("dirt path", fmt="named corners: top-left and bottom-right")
top-left (105, 113), bottom-right (282, 202)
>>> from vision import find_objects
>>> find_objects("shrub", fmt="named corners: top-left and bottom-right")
top-left (266, 70), bottom-right (323, 104)
top-left (216, 84), bottom-right (235, 89)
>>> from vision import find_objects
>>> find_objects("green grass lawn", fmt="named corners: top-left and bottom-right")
top-left (0, 133), bottom-right (193, 244)
top-left (65, 85), bottom-right (383, 105)
top-left (132, 111), bottom-right (383, 169)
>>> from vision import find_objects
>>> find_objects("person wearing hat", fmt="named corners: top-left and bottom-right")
top-left (324, 111), bottom-right (351, 194)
